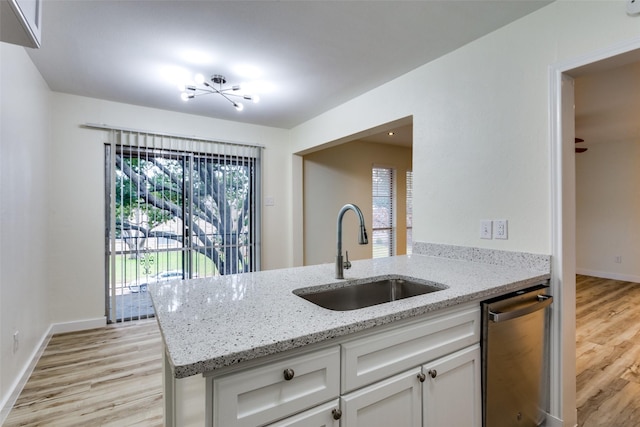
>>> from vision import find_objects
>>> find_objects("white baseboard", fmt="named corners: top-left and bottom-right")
top-left (576, 268), bottom-right (640, 284)
top-left (51, 316), bottom-right (106, 334)
top-left (0, 324), bottom-right (53, 425)
top-left (0, 316), bottom-right (106, 424)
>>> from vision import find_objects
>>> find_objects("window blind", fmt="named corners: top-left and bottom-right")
top-left (372, 167), bottom-right (394, 258)
top-left (104, 129), bottom-right (262, 322)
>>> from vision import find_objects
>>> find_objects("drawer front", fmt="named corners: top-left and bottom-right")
top-left (341, 306), bottom-right (479, 392)
top-left (213, 346), bottom-right (340, 427)
top-left (266, 399), bottom-right (340, 427)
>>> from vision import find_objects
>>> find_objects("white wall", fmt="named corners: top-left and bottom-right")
top-left (303, 140), bottom-right (412, 265)
top-left (576, 140), bottom-right (640, 282)
top-left (47, 92), bottom-right (292, 324)
top-left (290, 1), bottom-right (640, 259)
top-left (0, 43), bottom-right (51, 417)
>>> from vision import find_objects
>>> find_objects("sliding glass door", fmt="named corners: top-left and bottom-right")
top-left (105, 131), bottom-right (261, 322)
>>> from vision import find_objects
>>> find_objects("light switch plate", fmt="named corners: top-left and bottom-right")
top-left (480, 220), bottom-right (492, 239)
top-left (494, 219), bottom-right (508, 239)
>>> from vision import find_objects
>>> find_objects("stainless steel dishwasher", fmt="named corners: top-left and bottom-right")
top-left (481, 283), bottom-right (553, 427)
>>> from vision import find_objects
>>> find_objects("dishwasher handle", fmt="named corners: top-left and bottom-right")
top-left (489, 294), bottom-right (553, 323)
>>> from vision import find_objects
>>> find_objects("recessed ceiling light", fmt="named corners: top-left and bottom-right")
top-left (388, 131), bottom-right (395, 136)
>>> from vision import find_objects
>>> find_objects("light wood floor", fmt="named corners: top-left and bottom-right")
top-left (4, 276), bottom-right (639, 426)
top-left (576, 275), bottom-right (640, 427)
top-left (4, 320), bottom-right (163, 426)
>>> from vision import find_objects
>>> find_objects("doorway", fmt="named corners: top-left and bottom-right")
top-left (551, 40), bottom-right (640, 426)
top-left (299, 119), bottom-right (413, 266)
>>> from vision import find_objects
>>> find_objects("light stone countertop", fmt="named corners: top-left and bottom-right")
top-left (150, 252), bottom-right (550, 379)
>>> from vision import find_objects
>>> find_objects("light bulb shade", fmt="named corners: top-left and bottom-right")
top-left (234, 102), bottom-right (244, 111)
top-left (232, 85), bottom-right (241, 91)
top-left (194, 73), bottom-right (205, 84)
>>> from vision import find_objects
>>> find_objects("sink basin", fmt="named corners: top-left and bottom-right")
top-left (294, 276), bottom-right (446, 311)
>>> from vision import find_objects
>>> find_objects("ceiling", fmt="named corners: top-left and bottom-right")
top-left (27, 0), bottom-right (552, 130)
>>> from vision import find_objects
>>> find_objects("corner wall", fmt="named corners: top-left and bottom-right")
top-left (47, 92), bottom-right (292, 325)
top-left (303, 140), bottom-right (412, 265)
top-left (0, 43), bottom-right (51, 419)
top-left (576, 139), bottom-right (640, 282)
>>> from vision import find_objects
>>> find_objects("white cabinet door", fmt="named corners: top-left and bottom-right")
top-left (422, 344), bottom-right (481, 427)
top-left (341, 367), bottom-right (422, 427)
top-left (213, 346), bottom-right (340, 427)
top-left (341, 306), bottom-right (479, 393)
top-left (267, 400), bottom-right (340, 427)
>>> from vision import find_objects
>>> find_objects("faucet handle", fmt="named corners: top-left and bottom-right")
top-left (344, 251), bottom-right (352, 270)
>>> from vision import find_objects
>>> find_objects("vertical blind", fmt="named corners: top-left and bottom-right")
top-left (372, 167), bottom-right (394, 258)
top-left (105, 128), bottom-right (262, 322)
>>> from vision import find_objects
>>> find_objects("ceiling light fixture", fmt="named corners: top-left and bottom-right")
top-left (179, 74), bottom-right (259, 111)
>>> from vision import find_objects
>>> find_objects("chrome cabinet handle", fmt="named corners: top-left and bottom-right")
top-left (332, 408), bottom-right (342, 420)
top-left (417, 373), bottom-right (426, 382)
top-left (428, 369), bottom-right (437, 378)
top-left (283, 368), bottom-right (295, 381)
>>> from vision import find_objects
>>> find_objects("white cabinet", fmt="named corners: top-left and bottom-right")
top-left (0, 0), bottom-right (42, 48)
top-left (341, 306), bottom-right (479, 393)
top-left (422, 345), bottom-right (481, 427)
top-left (341, 368), bottom-right (422, 427)
top-left (212, 346), bottom-right (340, 427)
top-left (202, 304), bottom-right (481, 427)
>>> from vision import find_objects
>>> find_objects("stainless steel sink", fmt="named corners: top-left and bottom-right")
top-left (294, 276), bottom-right (446, 311)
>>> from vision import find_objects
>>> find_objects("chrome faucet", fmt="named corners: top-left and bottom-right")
top-left (336, 203), bottom-right (368, 279)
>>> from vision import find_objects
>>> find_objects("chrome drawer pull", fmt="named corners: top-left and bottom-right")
top-left (283, 368), bottom-right (295, 381)
top-left (332, 408), bottom-right (342, 420)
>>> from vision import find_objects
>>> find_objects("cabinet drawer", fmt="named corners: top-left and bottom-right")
top-left (266, 399), bottom-right (340, 427)
top-left (341, 306), bottom-right (479, 392)
top-left (213, 346), bottom-right (340, 427)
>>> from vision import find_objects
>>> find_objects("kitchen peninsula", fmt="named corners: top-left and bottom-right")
top-left (150, 244), bottom-right (550, 427)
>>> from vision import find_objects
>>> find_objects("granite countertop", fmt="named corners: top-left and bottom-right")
top-left (150, 245), bottom-right (550, 379)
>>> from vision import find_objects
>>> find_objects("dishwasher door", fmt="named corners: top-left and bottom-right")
top-left (481, 284), bottom-right (553, 427)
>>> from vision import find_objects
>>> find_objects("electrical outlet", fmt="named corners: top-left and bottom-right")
top-left (494, 220), bottom-right (508, 239)
top-left (13, 331), bottom-right (19, 354)
top-left (480, 220), bottom-right (492, 239)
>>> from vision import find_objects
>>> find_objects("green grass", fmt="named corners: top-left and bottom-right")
top-left (111, 251), bottom-right (218, 284)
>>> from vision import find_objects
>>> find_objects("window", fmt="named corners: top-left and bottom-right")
top-left (105, 130), bottom-right (261, 322)
top-left (372, 167), bottom-right (394, 258)
top-left (406, 170), bottom-right (413, 255)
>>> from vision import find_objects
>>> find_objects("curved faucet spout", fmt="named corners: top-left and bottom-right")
top-left (336, 203), bottom-right (369, 279)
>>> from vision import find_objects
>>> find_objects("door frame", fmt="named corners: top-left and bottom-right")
top-left (549, 37), bottom-right (640, 426)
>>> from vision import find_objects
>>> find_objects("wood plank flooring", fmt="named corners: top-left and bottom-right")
top-left (576, 275), bottom-right (640, 427)
top-left (4, 320), bottom-right (163, 426)
top-left (4, 276), bottom-right (639, 426)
